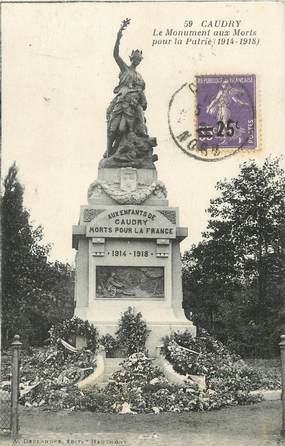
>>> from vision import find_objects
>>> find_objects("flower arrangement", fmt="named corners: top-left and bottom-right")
top-left (49, 317), bottom-right (99, 352)
top-left (15, 347), bottom-right (97, 410)
top-left (8, 321), bottom-right (279, 413)
top-left (98, 307), bottom-right (150, 357)
top-left (98, 334), bottom-right (118, 357)
top-left (162, 329), bottom-right (281, 401)
top-left (92, 352), bottom-right (263, 413)
top-left (115, 307), bottom-right (151, 356)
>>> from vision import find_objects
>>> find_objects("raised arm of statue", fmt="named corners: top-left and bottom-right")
top-left (113, 31), bottom-right (126, 71)
top-left (113, 19), bottom-right (130, 72)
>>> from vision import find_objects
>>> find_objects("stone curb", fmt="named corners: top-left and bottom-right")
top-left (249, 389), bottom-right (281, 400)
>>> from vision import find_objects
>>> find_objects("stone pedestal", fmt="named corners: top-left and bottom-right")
top-left (73, 167), bottom-right (195, 356)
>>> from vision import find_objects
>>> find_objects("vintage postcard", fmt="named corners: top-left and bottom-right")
top-left (1, 1), bottom-right (285, 445)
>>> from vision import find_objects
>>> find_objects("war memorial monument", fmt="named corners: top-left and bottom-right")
top-left (72, 19), bottom-right (195, 356)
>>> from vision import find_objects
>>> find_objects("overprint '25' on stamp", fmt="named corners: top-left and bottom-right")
top-left (168, 74), bottom-right (257, 161)
top-left (196, 74), bottom-right (256, 150)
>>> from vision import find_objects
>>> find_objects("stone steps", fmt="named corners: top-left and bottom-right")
top-left (99, 358), bottom-right (124, 387)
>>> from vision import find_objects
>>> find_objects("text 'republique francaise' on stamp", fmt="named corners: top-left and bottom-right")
top-left (168, 74), bottom-right (257, 162)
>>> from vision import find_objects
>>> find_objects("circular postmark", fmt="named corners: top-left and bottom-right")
top-left (168, 75), bottom-right (257, 162)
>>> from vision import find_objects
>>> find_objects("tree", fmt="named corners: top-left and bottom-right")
top-left (183, 157), bottom-right (285, 357)
top-left (2, 163), bottom-right (74, 346)
top-left (183, 237), bottom-right (240, 333)
top-left (26, 261), bottom-right (75, 344)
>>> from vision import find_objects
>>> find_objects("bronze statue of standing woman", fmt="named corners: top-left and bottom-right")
top-left (105, 18), bottom-right (150, 158)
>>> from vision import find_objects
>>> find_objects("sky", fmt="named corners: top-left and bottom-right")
top-left (2, 1), bottom-right (285, 264)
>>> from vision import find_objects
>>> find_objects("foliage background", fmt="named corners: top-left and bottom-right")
top-left (2, 163), bottom-right (74, 347)
top-left (182, 157), bottom-right (285, 357)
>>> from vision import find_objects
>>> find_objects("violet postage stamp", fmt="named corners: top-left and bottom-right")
top-left (196, 74), bottom-right (256, 150)
top-left (168, 74), bottom-right (257, 162)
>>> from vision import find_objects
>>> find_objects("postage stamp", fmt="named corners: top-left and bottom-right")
top-left (168, 74), bottom-right (257, 162)
top-left (196, 74), bottom-right (256, 150)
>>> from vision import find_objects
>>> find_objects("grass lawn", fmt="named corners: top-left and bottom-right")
top-left (0, 400), bottom-right (280, 446)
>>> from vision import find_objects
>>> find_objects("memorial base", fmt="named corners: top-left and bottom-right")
top-left (73, 167), bottom-right (195, 356)
top-left (75, 320), bottom-right (195, 359)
